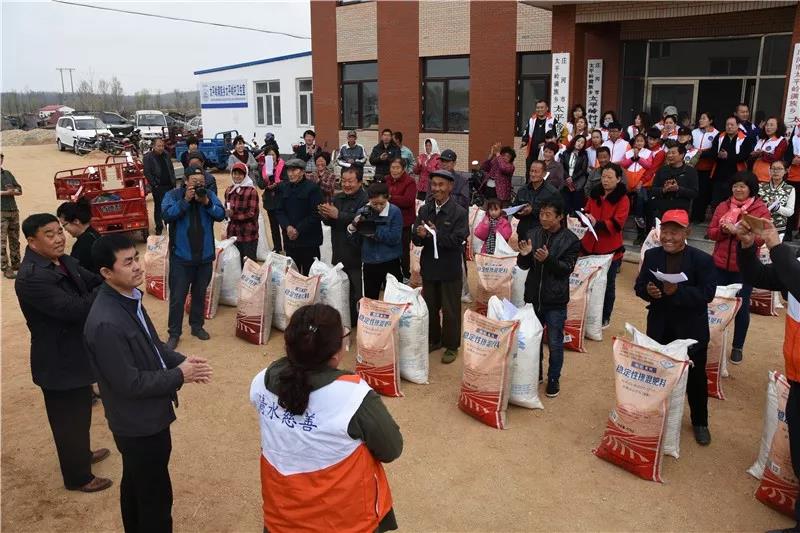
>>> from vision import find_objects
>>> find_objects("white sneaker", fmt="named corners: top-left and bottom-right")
top-left (461, 294), bottom-right (473, 303)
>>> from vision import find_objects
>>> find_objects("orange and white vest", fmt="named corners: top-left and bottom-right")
top-left (785, 293), bottom-right (800, 382)
top-left (250, 371), bottom-right (393, 533)
top-left (790, 129), bottom-right (800, 182)
top-left (602, 138), bottom-right (630, 164)
top-left (623, 147), bottom-right (652, 191)
top-left (692, 127), bottom-right (719, 171)
top-left (586, 146), bottom-right (599, 168)
top-left (753, 136), bottom-right (785, 182)
top-left (626, 125), bottom-right (642, 140)
top-left (684, 147), bottom-right (699, 165)
top-left (527, 113), bottom-right (555, 157)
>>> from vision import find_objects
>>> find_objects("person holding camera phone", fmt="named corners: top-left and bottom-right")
top-left (347, 182), bottom-right (403, 300)
top-left (275, 159), bottom-right (323, 275)
top-left (161, 167), bottom-right (226, 350)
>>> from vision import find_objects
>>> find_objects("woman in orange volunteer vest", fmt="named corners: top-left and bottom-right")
top-left (784, 124), bottom-right (800, 239)
top-left (250, 304), bottom-right (402, 533)
top-left (691, 111), bottom-right (719, 222)
top-left (737, 217), bottom-right (800, 532)
top-left (750, 116), bottom-right (787, 182)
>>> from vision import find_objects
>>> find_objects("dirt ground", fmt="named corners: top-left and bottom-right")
top-left (0, 144), bottom-right (795, 532)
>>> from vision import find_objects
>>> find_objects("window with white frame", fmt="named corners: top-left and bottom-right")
top-left (255, 80), bottom-right (281, 126)
top-left (297, 78), bottom-right (313, 126)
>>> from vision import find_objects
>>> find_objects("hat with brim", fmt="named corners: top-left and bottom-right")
top-left (285, 158), bottom-right (306, 169)
top-left (430, 169), bottom-right (455, 181)
top-left (661, 209), bottom-right (689, 228)
top-left (439, 149), bottom-right (457, 162)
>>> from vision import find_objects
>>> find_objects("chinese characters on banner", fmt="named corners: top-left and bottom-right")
top-left (785, 44), bottom-right (800, 130)
top-left (586, 59), bottom-right (603, 129)
top-left (550, 53), bottom-right (571, 132)
top-left (201, 79), bottom-right (248, 109)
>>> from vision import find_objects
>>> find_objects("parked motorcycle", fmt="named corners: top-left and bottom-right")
top-left (119, 129), bottom-right (142, 158)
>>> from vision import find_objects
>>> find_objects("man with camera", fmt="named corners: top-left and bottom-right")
top-left (347, 182), bottom-right (403, 300)
top-left (413, 169), bottom-right (469, 364)
top-left (184, 151), bottom-right (218, 196)
top-left (161, 167), bottom-right (226, 350)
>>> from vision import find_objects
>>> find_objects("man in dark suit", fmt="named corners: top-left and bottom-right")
top-left (634, 209), bottom-right (717, 446)
top-left (14, 213), bottom-right (112, 492)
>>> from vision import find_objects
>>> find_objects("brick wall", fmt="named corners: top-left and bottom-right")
top-left (336, 1), bottom-right (377, 62)
top-left (377, 1), bottom-right (420, 154)
top-left (470, 1), bottom-right (517, 166)
top-left (419, 133), bottom-right (470, 172)
top-left (576, 1), bottom-right (796, 23)
top-left (311, 1), bottom-right (339, 151)
top-left (619, 6), bottom-right (794, 39)
top-left (517, 2), bottom-right (552, 52)
top-left (419, 0), bottom-right (470, 57)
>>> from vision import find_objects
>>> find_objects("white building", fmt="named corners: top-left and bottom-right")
top-left (194, 51), bottom-right (313, 155)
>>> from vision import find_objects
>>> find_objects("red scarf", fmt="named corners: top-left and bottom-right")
top-left (720, 196), bottom-right (755, 225)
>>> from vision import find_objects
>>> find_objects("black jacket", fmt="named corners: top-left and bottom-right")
top-left (739, 242), bottom-right (800, 298)
top-left (15, 248), bottom-right (102, 390)
top-left (70, 226), bottom-right (102, 274)
top-left (512, 181), bottom-right (562, 242)
top-left (635, 245), bottom-right (717, 345)
top-left (143, 150), bottom-right (176, 190)
top-left (293, 143), bottom-right (323, 163)
top-left (369, 142), bottom-right (401, 180)
top-left (517, 225), bottom-right (580, 310)
top-left (275, 177), bottom-right (323, 249)
top-left (255, 163), bottom-right (288, 211)
top-left (710, 132), bottom-right (756, 180)
top-left (411, 198), bottom-right (469, 281)
top-left (84, 284), bottom-right (186, 437)
top-left (651, 163), bottom-right (699, 217)
top-left (560, 150), bottom-right (589, 193)
top-left (324, 188), bottom-right (368, 269)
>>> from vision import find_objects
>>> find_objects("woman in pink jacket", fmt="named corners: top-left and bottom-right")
top-left (473, 199), bottom-right (513, 254)
top-left (480, 143), bottom-right (516, 206)
top-left (413, 137), bottom-right (440, 200)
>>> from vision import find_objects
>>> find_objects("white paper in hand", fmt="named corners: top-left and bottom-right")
top-left (769, 199), bottom-right (781, 212)
top-left (650, 270), bottom-right (689, 283)
top-left (574, 210), bottom-right (599, 241)
top-left (423, 224), bottom-right (439, 259)
top-left (503, 204), bottom-right (526, 217)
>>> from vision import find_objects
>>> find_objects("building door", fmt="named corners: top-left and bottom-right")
top-left (697, 79), bottom-right (750, 127)
top-left (646, 80), bottom-right (697, 123)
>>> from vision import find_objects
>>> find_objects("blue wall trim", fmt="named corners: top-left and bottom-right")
top-left (201, 103), bottom-right (249, 109)
top-left (194, 51), bottom-right (312, 75)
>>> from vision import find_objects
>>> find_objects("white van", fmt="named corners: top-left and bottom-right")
top-left (56, 115), bottom-right (112, 154)
top-left (134, 110), bottom-right (168, 139)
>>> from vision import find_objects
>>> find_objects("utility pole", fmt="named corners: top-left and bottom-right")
top-left (56, 68), bottom-right (66, 100)
top-left (56, 67), bottom-right (76, 104)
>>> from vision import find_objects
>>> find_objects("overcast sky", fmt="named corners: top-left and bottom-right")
top-left (1, 0), bottom-right (311, 93)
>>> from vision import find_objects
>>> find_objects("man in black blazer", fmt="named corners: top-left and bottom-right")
top-left (634, 209), bottom-right (717, 446)
top-left (14, 213), bottom-right (112, 492)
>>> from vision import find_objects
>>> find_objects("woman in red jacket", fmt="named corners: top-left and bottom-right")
top-left (751, 116), bottom-right (788, 182)
top-left (708, 171), bottom-right (771, 364)
top-left (480, 143), bottom-right (516, 206)
top-left (387, 157), bottom-right (418, 280)
top-left (413, 138), bottom-right (440, 201)
top-left (581, 162), bottom-right (630, 328)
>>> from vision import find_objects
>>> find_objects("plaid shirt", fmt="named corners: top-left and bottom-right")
top-left (224, 185), bottom-right (260, 243)
top-left (309, 168), bottom-right (336, 203)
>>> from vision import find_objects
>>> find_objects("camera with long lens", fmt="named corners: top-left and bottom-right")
top-left (354, 204), bottom-right (386, 237)
top-left (194, 186), bottom-right (207, 199)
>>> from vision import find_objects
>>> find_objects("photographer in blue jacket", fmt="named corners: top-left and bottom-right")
top-left (347, 182), bottom-right (403, 300)
top-left (161, 167), bottom-right (225, 350)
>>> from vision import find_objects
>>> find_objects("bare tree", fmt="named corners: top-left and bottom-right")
top-left (97, 79), bottom-right (110, 110)
top-left (110, 77), bottom-right (124, 112)
top-left (135, 89), bottom-right (151, 110)
top-left (155, 90), bottom-right (162, 109)
top-left (173, 89), bottom-right (184, 113)
top-left (75, 79), bottom-right (96, 110)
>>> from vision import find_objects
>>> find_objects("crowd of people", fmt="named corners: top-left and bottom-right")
top-left (5, 94), bottom-right (800, 532)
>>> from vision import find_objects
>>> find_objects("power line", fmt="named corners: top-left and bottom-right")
top-left (51, 0), bottom-right (311, 40)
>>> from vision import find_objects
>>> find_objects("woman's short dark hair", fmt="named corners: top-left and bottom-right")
top-left (315, 151), bottom-right (331, 166)
top-left (389, 157), bottom-right (405, 169)
top-left (186, 135), bottom-right (199, 146)
top-left (279, 304), bottom-right (344, 415)
top-left (568, 135), bottom-right (586, 152)
top-left (602, 162), bottom-right (623, 179)
top-left (759, 116), bottom-right (787, 140)
top-left (730, 171), bottom-right (760, 198)
top-left (602, 110), bottom-right (618, 123)
top-left (499, 146), bottom-right (516, 161)
top-left (543, 142), bottom-right (559, 154)
top-left (233, 135), bottom-right (246, 146)
top-left (56, 197), bottom-right (92, 224)
top-left (91, 234), bottom-right (135, 272)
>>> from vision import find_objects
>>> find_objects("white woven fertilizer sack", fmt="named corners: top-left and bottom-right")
top-left (748, 371), bottom-right (782, 479)
top-left (488, 297), bottom-right (544, 409)
top-left (144, 235), bottom-right (169, 300)
top-left (625, 323), bottom-right (695, 458)
top-left (320, 223), bottom-right (333, 265)
top-left (383, 274), bottom-right (429, 385)
top-left (493, 235), bottom-right (527, 308)
top-left (577, 254), bottom-right (613, 341)
top-left (216, 237), bottom-right (242, 306)
top-left (715, 283), bottom-right (742, 379)
top-left (567, 216), bottom-right (588, 240)
top-left (265, 251), bottom-right (297, 330)
top-left (309, 259), bottom-right (351, 329)
top-left (257, 211), bottom-right (269, 261)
